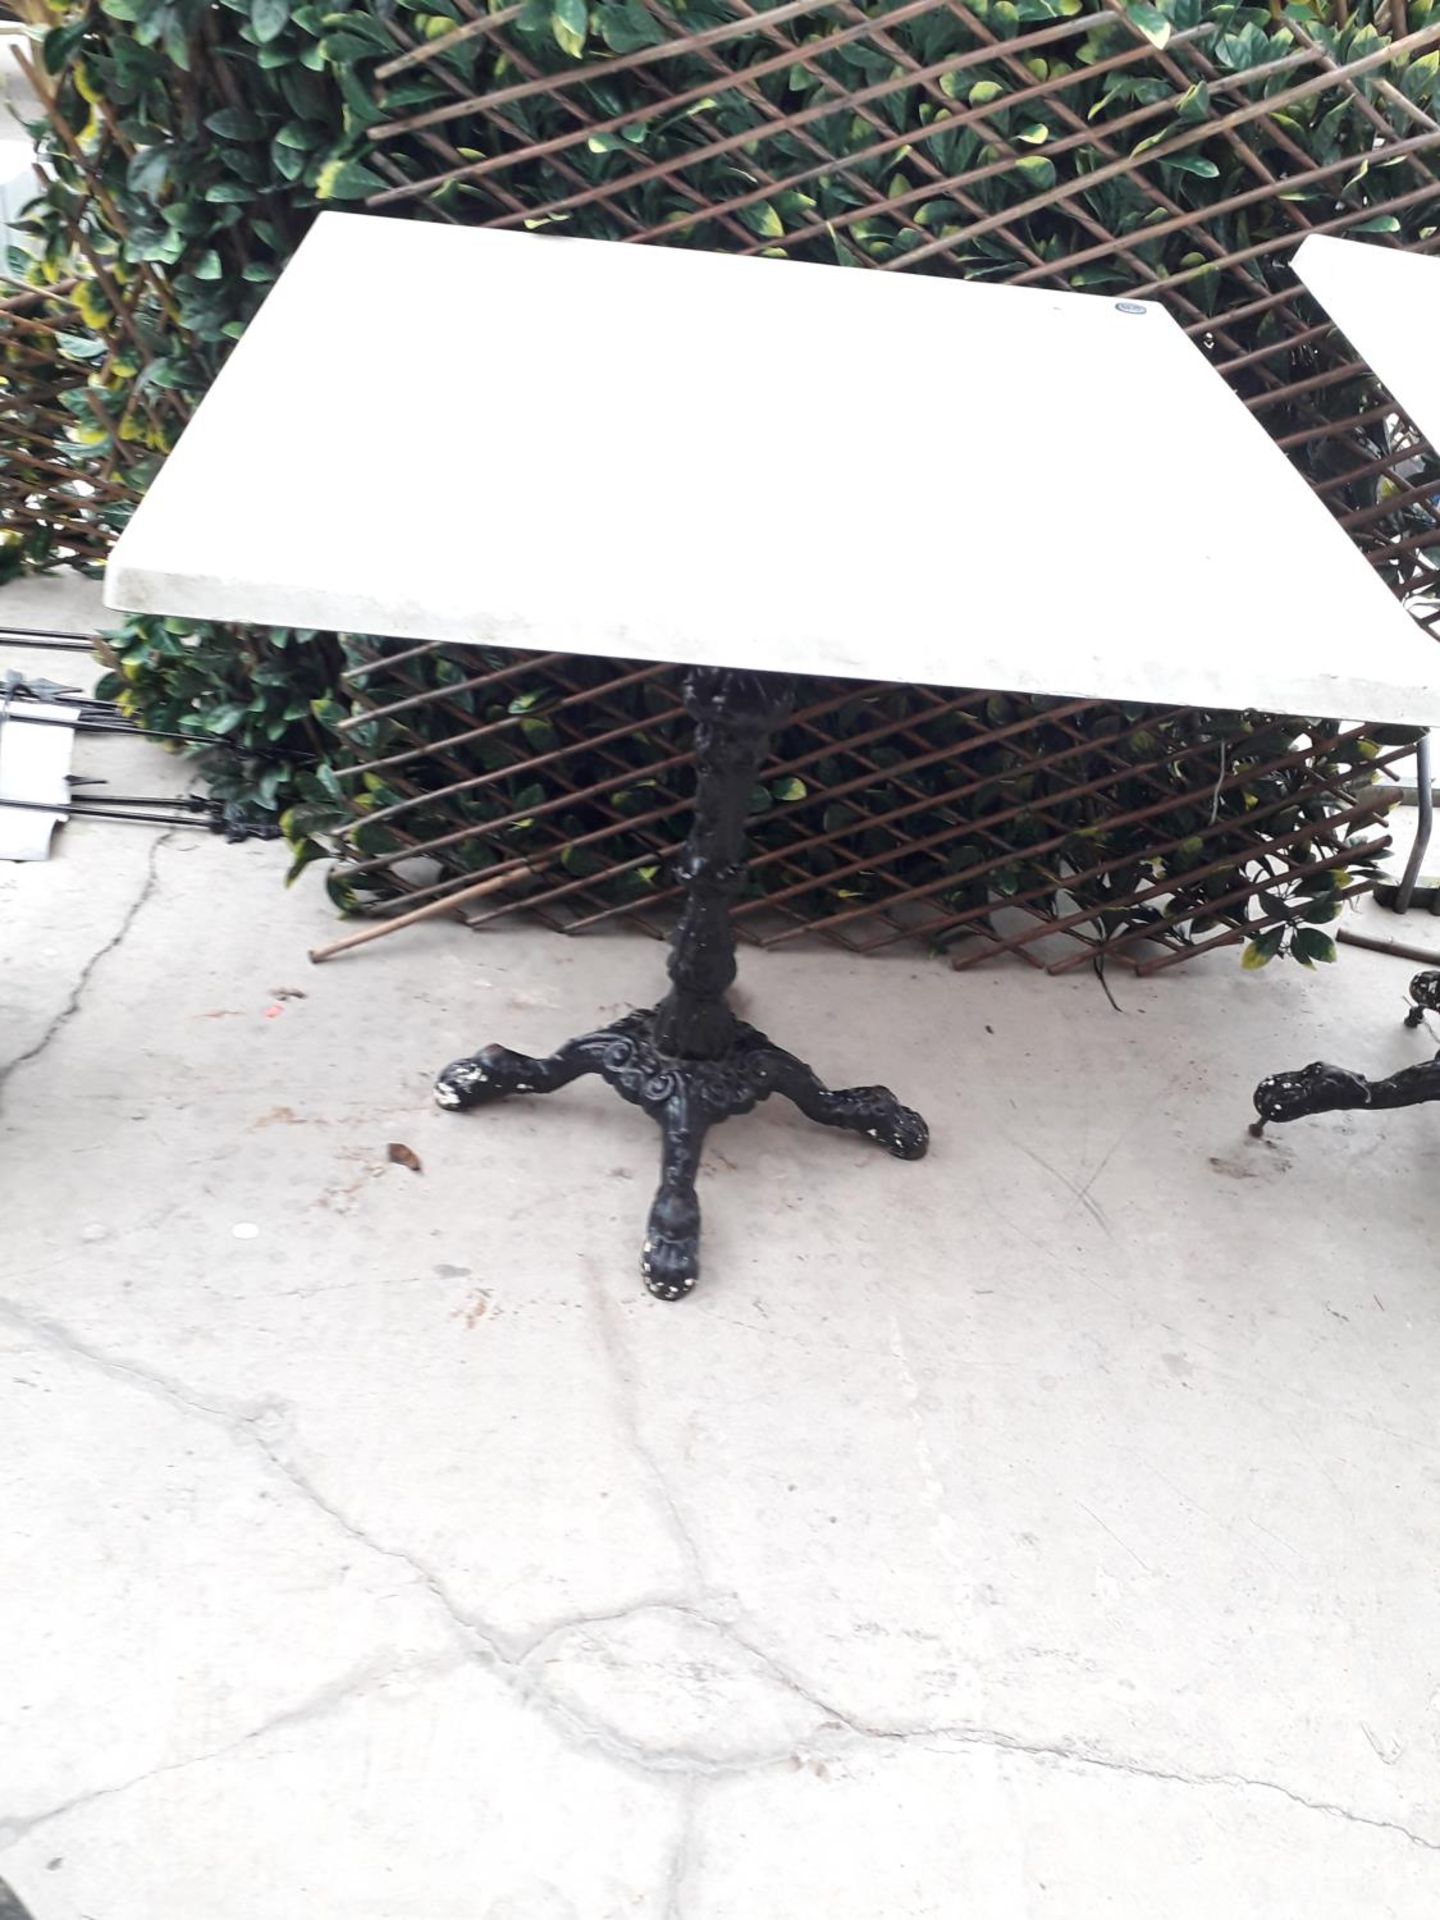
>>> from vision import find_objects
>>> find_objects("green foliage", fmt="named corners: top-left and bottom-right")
top-left (93, 614), bottom-right (350, 848)
top-left (22, 0), bottom-right (395, 464)
top-left (365, 0), bottom-right (1436, 292)
top-left (15, 0), bottom-right (396, 824)
top-left (11, 0), bottom-right (1438, 950)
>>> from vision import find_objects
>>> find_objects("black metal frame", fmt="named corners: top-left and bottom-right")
top-left (435, 666), bottom-right (928, 1298)
top-left (1252, 968), bottom-right (1440, 1131)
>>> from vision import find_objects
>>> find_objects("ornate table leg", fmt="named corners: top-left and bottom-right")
top-left (1251, 968), bottom-right (1440, 1133)
top-left (435, 666), bottom-right (928, 1299)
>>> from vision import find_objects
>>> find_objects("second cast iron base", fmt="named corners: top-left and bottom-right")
top-left (435, 1007), bottom-right (928, 1299)
top-left (1251, 967), bottom-right (1440, 1132)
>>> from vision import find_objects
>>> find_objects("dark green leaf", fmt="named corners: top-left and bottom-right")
top-left (251, 0), bottom-right (291, 44)
top-left (44, 20), bottom-right (88, 72)
top-left (1124, 1), bottom-right (1171, 48)
top-left (55, 331), bottom-right (105, 360)
top-left (205, 106), bottom-right (267, 139)
top-left (318, 10), bottom-right (394, 46)
top-left (1159, 152), bottom-right (1219, 179)
top-left (1293, 928), bottom-right (1338, 965)
top-left (337, 62), bottom-right (388, 129)
top-left (314, 156), bottom-right (388, 200)
top-left (127, 145), bottom-right (174, 197)
top-left (1013, 153), bottom-right (1056, 191)
top-left (552, 0), bottom-right (588, 58)
top-left (739, 200), bottom-right (784, 239)
top-left (1241, 928), bottom-right (1286, 970)
top-left (1173, 80), bottom-right (1210, 123)
top-left (320, 31), bottom-right (387, 62)
top-left (597, 2), bottom-right (664, 51)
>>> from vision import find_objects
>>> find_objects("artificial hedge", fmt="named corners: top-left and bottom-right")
top-left (11, 0), bottom-right (1439, 955)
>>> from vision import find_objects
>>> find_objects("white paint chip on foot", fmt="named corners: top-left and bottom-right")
top-left (231, 1222), bottom-right (260, 1240)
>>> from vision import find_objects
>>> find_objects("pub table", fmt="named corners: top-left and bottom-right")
top-left (106, 213), bottom-right (1440, 1296)
top-left (1252, 237), bottom-right (1440, 1136)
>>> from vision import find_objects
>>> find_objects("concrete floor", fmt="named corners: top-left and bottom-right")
top-left (4, 588), bottom-right (1440, 1916)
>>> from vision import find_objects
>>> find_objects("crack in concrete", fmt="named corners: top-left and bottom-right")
top-left (521, 1598), bottom-right (849, 1750)
top-left (0, 833), bottom-right (169, 1096)
top-left (0, 1296), bottom-right (509, 1663)
top-left (661, 1779), bottom-right (701, 1920)
top-left (518, 1598), bottom-right (1440, 1852)
top-left (513, 1602), bottom-right (811, 1779)
top-left (0, 1297), bottom-right (271, 1428)
top-left (4, 1303), bottom-right (1437, 1858)
top-left (0, 1651), bottom-right (467, 1848)
top-left (583, 1258), bottom-right (706, 1593)
top-left (887, 1728), bottom-right (1440, 1856)
top-left (0, 1301), bottom-right (723, 1791)
top-left (518, 1599), bottom-right (701, 1669)
top-left (243, 1430), bottom-right (514, 1669)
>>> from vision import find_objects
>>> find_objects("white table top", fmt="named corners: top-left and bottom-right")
top-left (1293, 235), bottom-right (1440, 452)
top-left (106, 212), bottom-right (1440, 726)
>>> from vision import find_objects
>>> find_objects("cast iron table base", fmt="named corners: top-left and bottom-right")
top-left (1251, 968), bottom-right (1440, 1132)
top-left (434, 667), bottom-right (929, 1299)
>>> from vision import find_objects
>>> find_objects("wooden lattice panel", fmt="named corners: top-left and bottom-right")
top-left (333, 640), bottom-right (1410, 972)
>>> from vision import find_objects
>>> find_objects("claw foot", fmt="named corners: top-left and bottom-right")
top-left (870, 1097), bottom-right (930, 1161)
top-left (1406, 970), bottom-right (1440, 1028)
top-left (435, 1045), bottom-right (533, 1110)
top-left (845, 1088), bottom-right (929, 1160)
top-left (641, 1189), bottom-right (701, 1301)
top-left (1252, 1061), bottom-right (1372, 1126)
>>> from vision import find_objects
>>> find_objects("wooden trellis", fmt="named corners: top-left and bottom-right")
top-left (326, 0), bottom-right (1439, 964)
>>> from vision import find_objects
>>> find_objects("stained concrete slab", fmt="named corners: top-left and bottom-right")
top-left (3, 586), bottom-right (1440, 1917)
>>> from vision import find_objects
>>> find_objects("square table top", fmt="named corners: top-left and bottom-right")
top-left (106, 212), bottom-right (1440, 726)
top-left (1293, 235), bottom-right (1440, 452)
